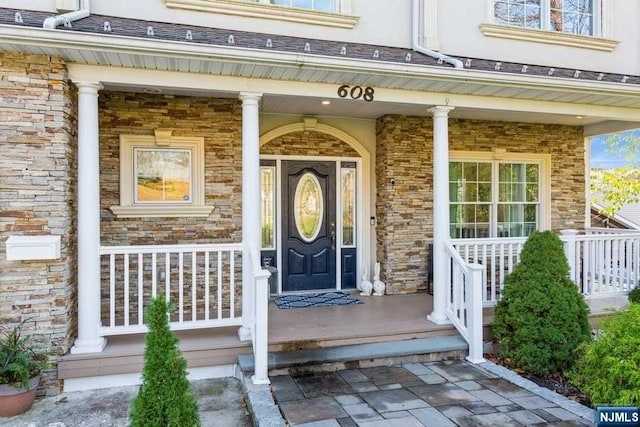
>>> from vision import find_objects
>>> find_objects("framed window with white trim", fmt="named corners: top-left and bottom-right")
top-left (449, 151), bottom-right (550, 239)
top-left (110, 132), bottom-right (213, 218)
top-left (493, 0), bottom-right (600, 35)
top-left (165, 0), bottom-right (357, 28)
top-left (481, 0), bottom-right (617, 51)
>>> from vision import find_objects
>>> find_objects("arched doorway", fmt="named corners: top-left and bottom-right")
top-left (259, 121), bottom-right (370, 293)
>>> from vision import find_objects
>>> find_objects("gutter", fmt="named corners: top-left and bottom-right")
top-left (43, 0), bottom-right (90, 29)
top-left (412, 0), bottom-right (463, 69)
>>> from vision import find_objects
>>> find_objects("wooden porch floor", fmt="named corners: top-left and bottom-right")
top-left (58, 292), bottom-right (626, 381)
top-left (59, 293), bottom-right (464, 380)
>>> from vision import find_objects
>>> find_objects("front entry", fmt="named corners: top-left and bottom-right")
top-left (282, 160), bottom-right (336, 292)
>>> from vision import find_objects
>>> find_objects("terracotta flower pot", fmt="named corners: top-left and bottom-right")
top-left (0, 376), bottom-right (39, 417)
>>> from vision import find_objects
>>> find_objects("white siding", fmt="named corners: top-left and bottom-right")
top-left (438, 0), bottom-right (640, 75)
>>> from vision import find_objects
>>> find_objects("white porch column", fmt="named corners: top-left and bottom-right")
top-left (428, 105), bottom-right (454, 325)
top-left (71, 82), bottom-right (106, 354)
top-left (238, 92), bottom-right (263, 342)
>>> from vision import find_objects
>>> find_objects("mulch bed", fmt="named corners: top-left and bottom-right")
top-left (486, 354), bottom-right (591, 407)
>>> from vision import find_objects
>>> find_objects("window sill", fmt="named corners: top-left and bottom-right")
top-left (479, 24), bottom-right (619, 52)
top-left (110, 205), bottom-right (214, 218)
top-left (165, 0), bottom-right (359, 29)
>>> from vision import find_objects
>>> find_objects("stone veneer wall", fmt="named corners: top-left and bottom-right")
top-left (0, 53), bottom-right (77, 395)
top-left (99, 92), bottom-right (242, 244)
top-left (376, 115), bottom-right (585, 294)
top-left (98, 93), bottom-right (243, 323)
top-left (261, 130), bottom-right (359, 157)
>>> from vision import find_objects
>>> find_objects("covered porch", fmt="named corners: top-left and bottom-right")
top-left (62, 57), bottom-right (640, 386)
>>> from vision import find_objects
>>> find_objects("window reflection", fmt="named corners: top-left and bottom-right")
top-left (261, 167), bottom-right (275, 248)
top-left (134, 148), bottom-right (192, 203)
top-left (294, 173), bottom-right (323, 242)
top-left (341, 167), bottom-right (355, 246)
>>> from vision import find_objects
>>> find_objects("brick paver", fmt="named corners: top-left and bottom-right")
top-left (272, 360), bottom-right (594, 426)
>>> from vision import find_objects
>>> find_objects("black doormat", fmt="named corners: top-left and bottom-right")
top-left (274, 291), bottom-right (363, 309)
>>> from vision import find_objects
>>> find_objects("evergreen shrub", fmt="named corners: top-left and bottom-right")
top-left (130, 297), bottom-right (200, 427)
top-left (629, 286), bottom-right (640, 304)
top-left (570, 303), bottom-right (640, 406)
top-left (492, 231), bottom-right (591, 376)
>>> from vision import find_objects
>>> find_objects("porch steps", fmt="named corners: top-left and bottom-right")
top-left (237, 335), bottom-right (468, 373)
top-left (58, 327), bottom-right (251, 381)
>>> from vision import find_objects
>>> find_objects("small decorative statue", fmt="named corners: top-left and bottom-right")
top-left (372, 262), bottom-right (386, 296)
top-left (360, 265), bottom-right (373, 296)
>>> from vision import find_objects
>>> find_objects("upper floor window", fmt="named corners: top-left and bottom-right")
top-left (166, 0), bottom-right (357, 29)
top-left (494, 0), bottom-right (598, 36)
top-left (263, 0), bottom-right (337, 12)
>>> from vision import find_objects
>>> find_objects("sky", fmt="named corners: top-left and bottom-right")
top-left (590, 129), bottom-right (640, 169)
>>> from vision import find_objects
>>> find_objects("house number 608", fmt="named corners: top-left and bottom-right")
top-left (337, 85), bottom-right (375, 102)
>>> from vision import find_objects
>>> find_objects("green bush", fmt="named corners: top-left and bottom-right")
top-left (492, 231), bottom-right (591, 376)
top-left (570, 303), bottom-right (640, 406)
top-left (130, 297), bottom-right (200, 427)
top-left (629, 286), bottom-right (640, 304)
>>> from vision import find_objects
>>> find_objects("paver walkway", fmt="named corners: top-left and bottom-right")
top-left (272, 360), bottom-right (593, 426)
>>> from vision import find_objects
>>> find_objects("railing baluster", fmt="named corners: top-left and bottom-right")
top-left (217, 251), bottom-right (223, 320)
top-left (165, 252), bottom-right (170, 303)
top-left (179, 252), bottom-right (184, 323)
top-left (192, 251), bottom-right (197, 322)
top-left (138, 252), bottom-right (143, 326)
top-left (124, 253), bottom-right (130, 327)
top-left (498, 243), bottom-right (504, 299)
top-left (230, 250), bottom-right (236, 319)
top-left (625, 239), bottom-right (632, 291)
top-left (152, 252), bottom-right (157, 298)
top-left (205, 251), bottom-right (210, 321)
top-left (109, 254), bottom-right (115, 328)
top-left (490, 242), bottom-right (496, 302)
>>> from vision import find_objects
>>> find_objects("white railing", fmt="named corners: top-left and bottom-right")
top-left (585, 227), bottom-right (640, 235)
top-left (248, 243), bottom-right (271, 385)
top-left (451, 237), bottom-right (526, 306)
top-left (444, 242), bottom-right (485, 363)
top-left (563, 230), bottom-right (640, 297)
top-left (99, 243), bottom-right (243, 336)
top-left (452, 230), bottom-right (640, 305)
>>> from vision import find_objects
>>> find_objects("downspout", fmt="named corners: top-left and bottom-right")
top-left (412, 0), bottom-right (463, 69)
top-left (43, 0), bottom-right (90, 29)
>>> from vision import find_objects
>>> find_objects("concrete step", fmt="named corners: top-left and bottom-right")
top-left (238, 335), bottom-right (469, 372)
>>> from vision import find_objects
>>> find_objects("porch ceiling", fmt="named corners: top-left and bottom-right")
top-left (104, 83), bottom-right (624, 128)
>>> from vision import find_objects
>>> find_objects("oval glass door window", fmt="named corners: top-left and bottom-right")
top-left (294, 173), bottom-right (324, 242)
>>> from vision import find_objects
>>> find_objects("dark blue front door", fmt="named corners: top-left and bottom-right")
top-left (282, 161), bottom-right (336, 292)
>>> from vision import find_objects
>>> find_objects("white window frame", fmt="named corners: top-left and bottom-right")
top-left (449, 150), bottom-right (551, 238)
top-left (481, 0), bottom-right (618, 51)
top-left (110, 131), bottom-right (213, 218)
top-left (165, 0), bottom-right (358, 29)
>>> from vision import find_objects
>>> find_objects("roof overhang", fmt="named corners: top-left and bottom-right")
top-left (2, 24), bottom-right (640, 123)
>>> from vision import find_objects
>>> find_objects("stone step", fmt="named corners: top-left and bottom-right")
top-left (238, 335), bottom-right (468, 372)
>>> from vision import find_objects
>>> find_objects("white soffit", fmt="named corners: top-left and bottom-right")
top-left (2, 26), bottom-right (640, 109)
